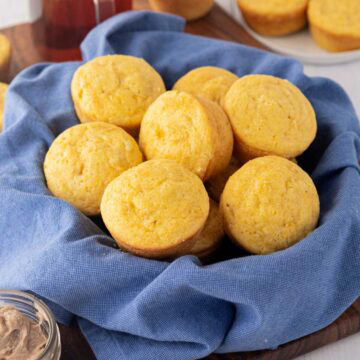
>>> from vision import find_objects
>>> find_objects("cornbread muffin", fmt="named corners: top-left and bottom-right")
top-left (0, 82), bottom-right (8, 131)
top-left (237, 0), bottom-right (308, 36)
top-left (149, 0), bottom-right (214, 21)
top-left (186, 199), bottom-right (224, 259)
top-left (206, 156), bottom-right (242, 202)
top-left (224, 75), bottom-right (316, 163)
top-left (101, 159), bottom-right (210, 259)
top-left (0, 34), bottom-right (11, 82)
top-left (220, 156), bottom-right (320, 254)
top-left (173, 66), bottom-right (238, 107)
top-left (308, 0), bottom-right (360, 52)
top-left (71, 55), bottom-right (165, 135)
top-left (44, 122), bottom-right (142, 216)
top-left (139, 91), bottom-right (233, 180)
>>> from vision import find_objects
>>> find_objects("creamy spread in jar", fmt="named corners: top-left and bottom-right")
top-left (0, 305), bottom-right (48, 360)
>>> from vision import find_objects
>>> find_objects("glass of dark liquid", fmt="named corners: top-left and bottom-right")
top-left (33, 0), bottom-right (132, 62)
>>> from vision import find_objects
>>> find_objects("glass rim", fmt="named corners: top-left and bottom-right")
top-left (0, 289), bottom-right (59, 359)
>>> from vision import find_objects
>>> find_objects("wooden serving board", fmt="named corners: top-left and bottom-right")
top-left (1, 1), bottom-right (359, 359)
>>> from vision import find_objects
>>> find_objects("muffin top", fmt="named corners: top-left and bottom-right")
top-left (0, 83), bottom-right (8, 130)
top-left (139, 90), bottom-right (233, 180)
top-left (44, 122), bottom-right (142, 215)
top-left (224, 74), bottom-right (316, 159)
top-left (308, 0), bottom-right (360, 36)
top-left (238, 0), bottom-right (308, 15)
top-left (71, 55), bottom-right (165, 133)
top-left (101, 159), bottom-right (209, 254)
top-left (221, 156), bottom-right (320, 254)
top-left (173, 66), bottom-right (238, 107)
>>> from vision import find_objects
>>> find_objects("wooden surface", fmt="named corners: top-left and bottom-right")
top-left (1, 1), bottom-right (359, 359)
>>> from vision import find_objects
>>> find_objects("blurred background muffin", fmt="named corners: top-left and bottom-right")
top-left (308, 0), bottom-right (360, 52)
top-left (237, 0), bottom-right (308, 36)
top-left (149, 0), bottom-right (214, 21)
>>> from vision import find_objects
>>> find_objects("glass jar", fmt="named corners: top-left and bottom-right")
top-left (0, 290), bottom-right (61, 360)
top-left (31, 0), bottom-right (132, 62)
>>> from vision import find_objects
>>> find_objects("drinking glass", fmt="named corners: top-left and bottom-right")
top-left (32, 0), bottom-right (132, 62)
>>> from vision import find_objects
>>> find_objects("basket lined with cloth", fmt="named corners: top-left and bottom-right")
top-left (0, 11), bottom-right (360, 360)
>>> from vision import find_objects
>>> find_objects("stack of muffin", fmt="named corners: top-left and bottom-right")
top-left (237, 0), bottom-right (360, 52)
top-left (44, 55), bottom-right (320, 260)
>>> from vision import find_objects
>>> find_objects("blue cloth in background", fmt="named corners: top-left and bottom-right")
top-left (1, 11), bottom-right (360, 360)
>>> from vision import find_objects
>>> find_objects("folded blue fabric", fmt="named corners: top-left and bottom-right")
top-left (1, 11), bottom-right (360, 360)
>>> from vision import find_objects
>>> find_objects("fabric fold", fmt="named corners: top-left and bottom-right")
top-left (312, 131), bottom-right (360, 182)
top-left (81, 11), bottom-right (186, 61)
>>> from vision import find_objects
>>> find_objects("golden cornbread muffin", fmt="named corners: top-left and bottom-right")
top-left (308, 0), bottom-right (360, 52)
top-left (44, 122), bottom-right (142, 216)
top-left (206, 156), bottom-right (242, 202)
top-left (71, 55), bottom-right (165, 135)
top-left (224, 75), bottom-right (316, 163)
top-left (0, 34), bottom-right (11, 82)
top-left (173, 66), bottom-right (238, 107)
top-left (0, 83), bottom-right (8, 131)
top-left (186, 199), bottom-right (224, 259)
top-left (220, 156), bottom-right (320, 254)
top-left (139, 91), bottom-right (233, 181)
top-left (149, 0), bottom-right (214, 21)
top-left (101, 159), bottom-right (210, 259)
top-left (237, 0), bottom-right (308, 36)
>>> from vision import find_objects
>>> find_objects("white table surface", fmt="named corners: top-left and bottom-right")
top-left (0, 1), bottom-right (359, 359)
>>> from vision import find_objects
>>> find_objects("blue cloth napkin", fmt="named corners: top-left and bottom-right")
top-left (1, 11), bottom-right (360, 360)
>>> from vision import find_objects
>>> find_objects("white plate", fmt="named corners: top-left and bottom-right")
top-left (228, 0), bottom-right (360, 65)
